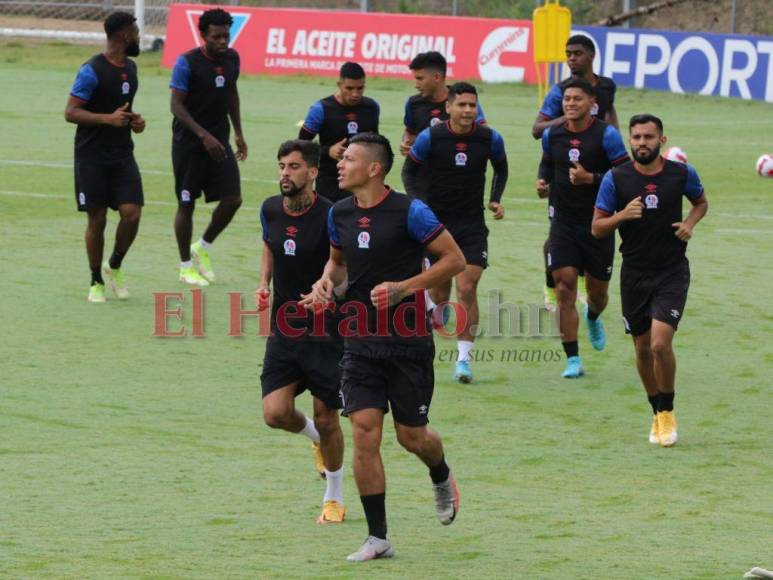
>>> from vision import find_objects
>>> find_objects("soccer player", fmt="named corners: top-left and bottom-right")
top-left (592, 114), bottom-right (708, 447)
top-left (538, 79), bottom-right (629, 379)
top-left (399, 51), bottom-right (486, 199)
top-left (257, 140), bottom-right (347, 523)
top-left (532, 34), bottom-right (619, 310)
top-left (65, 11), bottom-right (145, 303)
top-left (302, 133), bottom-right (465, 562)
top-left (298, 62), bottom-right (380, 203)
top-left (404, 82), bottom-right (507, 383)
top-left (169, 8), bottom-right (248, 286)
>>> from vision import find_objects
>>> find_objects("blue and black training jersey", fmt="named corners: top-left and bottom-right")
top-left (539, 75), bottom-right (616, 122)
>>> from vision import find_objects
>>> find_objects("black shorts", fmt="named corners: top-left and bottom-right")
top-left (74, 155), bottom-right (144, 212)
top-left (547, 220), bottom-right (614, 281)
top-left (620, 259), bottom-right (690, 336)
top-left (340, 349), bottom-right (435, 427)
top-left (172, 142), bottom-right (241, 204)
top-left (260, 336), bottom-right (343, 410)
top-left (431, 218), bottom-right (489, 269)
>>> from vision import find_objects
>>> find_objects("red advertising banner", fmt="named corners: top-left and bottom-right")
top-left (162, 4), bottom-right (538, 83)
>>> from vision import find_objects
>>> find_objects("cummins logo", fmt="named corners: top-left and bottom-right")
top-left (478, 26), bottom-right (529, 83)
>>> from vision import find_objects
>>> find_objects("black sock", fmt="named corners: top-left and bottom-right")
top-left (562, 341), bottom-right (579, 358)
top-left (360, 493), bottom-right (387, 539)
top-left (545, 270), bottom-right (555, 289)
top-left (647, 394), bottom-right (659, 414)
top-left (587, 308), bottom-right (600, 321)
top-left (91, 267), bottom-right (104, 285)
top-left (428, 455), bottom-right (450, 484)
top-left (658, 392), bottom-right (675, 412)
top-left (109, 249), bottom-right (125, 270)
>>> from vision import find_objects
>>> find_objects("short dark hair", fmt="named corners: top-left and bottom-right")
top-left (448, 82), bottom-right (478, 102)
top-left (340, 62), bottom-right (366, 80)
top-left (409, 51), bottom-right (447, 76)
top-left (629, 114), bottom-right (664, 134)
top-left (199, 8), bottom-right (233, 36)
top-left (104, 11), bottom-right (136, 37)
top-left (566, 34), bottom-right (595, 54)
top-left (277, 140), bottom-right (320, 168)
top-left (562, 78), bottom-right (595, 97)
top-left (348, 132), bottom-right (394, 176)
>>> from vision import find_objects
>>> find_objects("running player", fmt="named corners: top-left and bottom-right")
top-left (533, 34), bottom-right (619, 310)
top-left (538, 79), bottom-right (629, 379)
top-left (399, 51), bottom-right (486, 199)
top-left (303, 133), bottom-right (465, 562)
top-left (65, 11), bottom-right (145, 303)
top-left (298, 62), bottom-right (380, 202)
top-left (258, 140), bottom-right (346, 523)
top-left (404, 82), bottom-right (507, 383)
top-left (169, 8), bottom-right (248, 286)
top-left (593, 114), bottom-right (708, 447)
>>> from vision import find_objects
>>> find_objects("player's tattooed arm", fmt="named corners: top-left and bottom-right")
top-left (170, 90), bottom-right (226, 161)
top-left (256, 241), bottom-right (273, 311)
top-left (373, 231), bottom-right (465, 309)
top-left (227, 86), bottom-right (248, 161)
top-left (673, 193), bottom-right (708, 241)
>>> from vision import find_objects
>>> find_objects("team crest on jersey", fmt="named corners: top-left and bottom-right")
top-left (591, 103), bottom-right (599, 117)
top-left (455, 152), bottom-right (468, 166)
top-left (78, 192), bottom-right (86, 206)
top-left (645, 194), bottom-right (659, 209)
top-left (181, 189), bottom-right (191, 202)
top-left (568, 148), bottom-right (580, 163)
top-left (121, 81), bottom-right (130, 95)
top-left (215, 75), bottom-right (225, 88)
top-left (347, 121), bottom-right (359, 135)
top-left (283, 239), bottom-right (296, 256)
top-left (357, 231), bottom-right (370, 249)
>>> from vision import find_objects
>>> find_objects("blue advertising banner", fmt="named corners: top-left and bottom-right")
top-left (572, 26), bottom-right (773, 102)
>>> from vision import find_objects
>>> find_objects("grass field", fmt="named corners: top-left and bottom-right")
top-left (1, 39), bottom-right (772, 578)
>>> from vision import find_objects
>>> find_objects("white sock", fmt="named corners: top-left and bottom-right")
top-left (457, 340), bottom-right (474, 362)
top-left (180, 260), bottom-right (192, 269)
top-left (299, 416), bottom-right (320, 443)
top-left (198, 238), bottom-right (212, 251)
top-left (324, 466), bottom-right (344, 503)
top-left (424, 289), bottom-right (436, 312)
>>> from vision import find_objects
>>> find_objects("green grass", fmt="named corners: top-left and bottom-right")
top-left (1, 39), bottom-right (772, 578)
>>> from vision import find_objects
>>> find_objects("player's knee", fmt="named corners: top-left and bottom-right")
top-left (555, 281), bottom-right (576, 304)
top-left (455, 281), bottom-right (477, 304)
top-left (120, 207), bottom-right (141, 225)
top-left (222, 196), bottom-right (242, 211)
top-left (313, 410), bottom-right (339, 437)
top-left (634, 341), bottom-right (653, 361)
top-left (396, 428), bottom-right (425, 455)
top-left (263, 409), bottom-right (291, 430)
top-left (651, 339), bottom-right (672, 358)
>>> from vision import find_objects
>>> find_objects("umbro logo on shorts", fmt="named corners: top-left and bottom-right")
top-left (670, 309), bottom-right (680, 318)
top-left (418, 404), bottom-right (428, 415)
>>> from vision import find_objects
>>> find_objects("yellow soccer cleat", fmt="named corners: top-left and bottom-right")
top-left (543, 283), bottom-right (557, 312)
top-left (657, 410), bottom-right (678, 447)
top-left (191, 241), bottom-right (215, 282)
top-left (179, 265), bottom-right (210, 287)
top-left (87, 283), bottom-right (106, 303)
top-left (102, 262), bottom-right (129, 299)
top-left (649, 415), bottom-right (659, 444)
top-left (317, 500), bottom-right (346, 525)
top-left (312, 441), bottom-right (326, 479)
top-left (576, 275), bottom-right (587, 304)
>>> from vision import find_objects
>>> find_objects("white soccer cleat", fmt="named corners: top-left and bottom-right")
top-left (346, 536), bottom-right (394, 562)
top-left (433, 472), bottom-right (459, 525)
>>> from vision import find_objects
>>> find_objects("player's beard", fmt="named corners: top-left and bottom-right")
top-left (633, 144), bottom-right (661, 165)
top-left (280, 179), bottom-right (305, 198)
top-left (126, 40), bottom-right (140, 57)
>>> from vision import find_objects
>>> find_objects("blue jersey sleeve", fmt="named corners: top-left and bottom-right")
top-left (327, 206), bottom-right (341, 247)
top-left (259, 204), bottom-right (269, 242)
top-left (408, 128), bottom-right (432, 163)
top-left (594, 171), bottom-right (618, 215)
top-left (539, 84), bottom-right (563, 119)
top-left (70, 63), bottom-right (99, 102)
top-left (541, 127), bottom-right (553, 160)
top-left (403, 98), bottom-right (413, 129)
top-left (302, 101), bottom-right (324, 135)
top-left (407, 199), bottom-right (444, 245)
top-left (490, 129), bottom-right (506, 161)
top-left (170, 55), bottom-right (191, 92)
top-left (684, 164), bottom-right (705, 200)
top-left (603, 125), bottom-right (629, 164)
top-left (476, 102), bottom-right (486, 123)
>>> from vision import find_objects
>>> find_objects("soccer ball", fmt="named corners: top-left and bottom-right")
top-left (756, 154), bottom-right (773, 177)
top-left (664, 147), bottom-right (688, 164)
